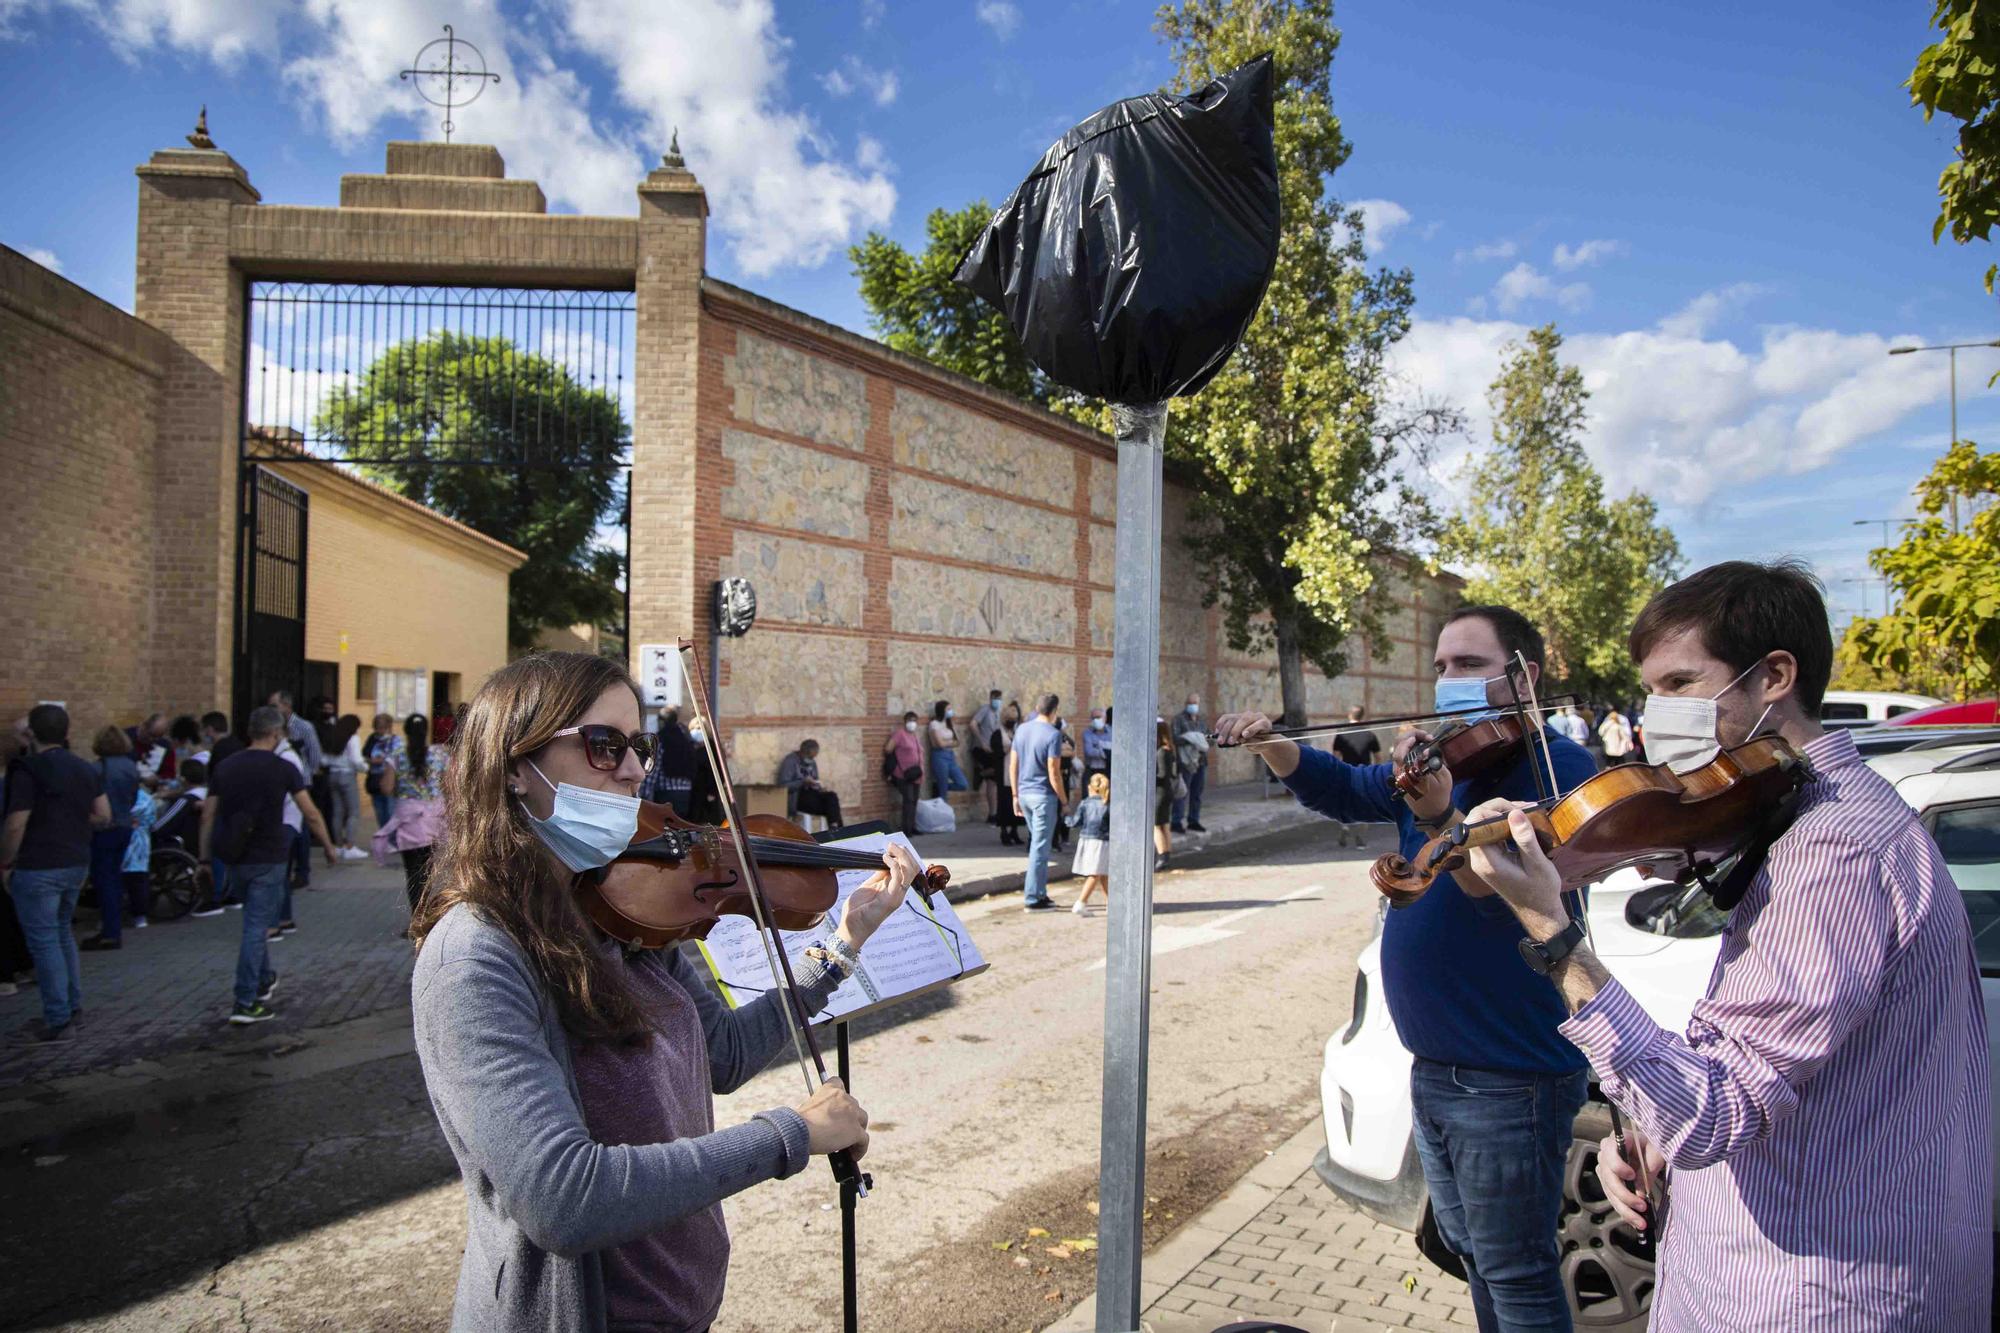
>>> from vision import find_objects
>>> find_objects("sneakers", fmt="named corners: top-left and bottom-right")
top-left (1071, 901), bottom-right (1090, 917)
top-left (190, 904), bottom-right (225, 919)
top-left (134, 916), bottom-right (149, 928)
top-left (1170, 823), bottom-right (1186, 835)
top-left (278, 920), bottom-right (298, 935)
top-left (1024, 898), bottom-right (1059, 912)
top-left (266, 928), bottom-right (284, 943)
top-left (229, 1002), bottom-right (278, 1025)
top-left (1187, 821), bottom-right (1207, 833)
top-left (0, 981), bottom-right (14, 996)
top-left (258, 973), bottom-right (279, 1003)
top-left (79, 935), bottom-right (122, 951)
top-left (224, 897), bottom-right (243, 910)
top-left (14, 1019), bottom-right (73, 1044)
top-left (339, 847), bottom-right (369, 862)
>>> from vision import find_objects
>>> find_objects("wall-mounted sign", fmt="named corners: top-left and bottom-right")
top-left (638, 644), bottom-right (682, 709)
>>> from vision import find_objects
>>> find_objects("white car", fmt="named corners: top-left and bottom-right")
top-left (1315, 737), bottom-right (2000, 1329)
top-left (1819, 689), bottom-right (1945, 728)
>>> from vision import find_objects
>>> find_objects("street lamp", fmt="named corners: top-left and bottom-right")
top-left (1852, 518), bottom-right (1897, 611)
top-left (1885, 338), bottom-right (2000, 532)
top-left (1840, 577), bottom-right (1875, 618)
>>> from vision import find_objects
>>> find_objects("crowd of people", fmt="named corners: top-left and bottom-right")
top-left (0, 692), bottom-right (458, 1042)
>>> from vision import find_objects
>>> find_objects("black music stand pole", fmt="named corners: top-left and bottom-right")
top-left (838, 1019), bottom-right (858, 1333)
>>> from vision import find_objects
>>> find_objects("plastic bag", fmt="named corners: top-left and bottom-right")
top-left (954, 54), bottom-right (1279, 404)
top-left (914, 797), bottom-right (957, 835)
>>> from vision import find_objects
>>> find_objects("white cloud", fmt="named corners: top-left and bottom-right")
top-left (1454, 238), bottom-right (1517, 263)
top-left (975, 0), bottom-right (1019, 40)
top-left (821, 54), bottom-right (898, 106)
top-left (1348, 198), bottom-right (1411, 256)
top-left (53, 0), bottom-right (284, 63)
top-left (1390, 314), bottom-right (1959, 506)
top-left (1551, 238), bottom-right (1625, 271)
top-left (860, 0), bottom-right (886, 28)
top-left (21, 246), bottom-right (61, 273)
top-left (1656, 282), bottom-right (1766, 338)
top-left (1489, 262), bottom-right (1590, 315)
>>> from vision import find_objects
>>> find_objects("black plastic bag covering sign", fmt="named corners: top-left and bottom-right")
top-left (954, 54), bottom-right (1279, 404)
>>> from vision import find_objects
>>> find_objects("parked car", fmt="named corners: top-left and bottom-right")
top-left (1818, 689), bottom-right (1943, 728)
top-left (1887, 698), bottom-right (2000, 727)
top-left (1314, 740), bottom-right (2000, 1329)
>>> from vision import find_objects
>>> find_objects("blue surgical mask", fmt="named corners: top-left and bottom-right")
top-left (1185, 704), bottom-right (1199, 717)
top-left (1433, 674), bottom-right (1500, 720)
top-left (518, 759), bottom-right (641, 874)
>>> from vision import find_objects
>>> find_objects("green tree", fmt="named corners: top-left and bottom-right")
top-left (851, 203), bottom-right (1053, 403)
top-left (315, 330), bottom-right (628, 650)
top-left (1845, 440), bottom-right (2000, 699)
top-left (1439, 325), bottom-right (1682, 701)
top-left (1909, 1), bottom-right (2000, 292)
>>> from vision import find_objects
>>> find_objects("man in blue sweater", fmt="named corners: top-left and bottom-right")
top-left (1215, 605), bottom-right (1596, 1332)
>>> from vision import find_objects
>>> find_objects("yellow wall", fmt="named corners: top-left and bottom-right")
top-left (269, 461), bottom-right (522, 720)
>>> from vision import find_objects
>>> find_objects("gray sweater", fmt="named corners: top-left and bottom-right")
top-left (411, 903), bottom-right (842, 1332)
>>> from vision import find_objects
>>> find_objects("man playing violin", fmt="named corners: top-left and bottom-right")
top-left (1464, 560), bottom-right (1991, 1330)
top-left (1215, 605), bottom-right (1597, 1333)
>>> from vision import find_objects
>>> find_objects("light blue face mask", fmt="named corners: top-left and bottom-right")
top-left (518, 759), bottom-right (641, 874)
top-left (1434, 674), bottom-right (1502, 721)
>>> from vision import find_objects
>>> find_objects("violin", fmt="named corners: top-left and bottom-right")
top-left (1390, 713), bottom-right (1535, 798)
top-left (1369, 736), bottom-right (1809, 909)
top-left (578, 800), bottom-right (952, 950)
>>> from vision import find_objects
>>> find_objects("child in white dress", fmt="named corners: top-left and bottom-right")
top-left (1067, 772), bottom-right (1110, 916)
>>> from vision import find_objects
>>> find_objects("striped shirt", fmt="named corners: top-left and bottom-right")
top-left (1562, 729), bottom-right (1992, 1330)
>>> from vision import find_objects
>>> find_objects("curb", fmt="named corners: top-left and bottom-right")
top-left (1049, 1114), bottom-right (1326, 1333)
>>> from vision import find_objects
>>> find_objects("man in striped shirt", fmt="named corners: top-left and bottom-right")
top-left (1466, 560), bottom-right (1991, 1329)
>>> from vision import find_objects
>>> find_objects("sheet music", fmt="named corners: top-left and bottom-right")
top-left (696, 831), bottom-right (986, 1023)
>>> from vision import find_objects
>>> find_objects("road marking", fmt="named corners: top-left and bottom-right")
top-left (1086, 884), bottom-right (1325, 970)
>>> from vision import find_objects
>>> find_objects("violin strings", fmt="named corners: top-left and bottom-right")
top-left (1246, 696), bottom-right (1582, 747)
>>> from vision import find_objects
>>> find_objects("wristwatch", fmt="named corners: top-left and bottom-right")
top-left (1517, 917), bottom-right (1586, 976)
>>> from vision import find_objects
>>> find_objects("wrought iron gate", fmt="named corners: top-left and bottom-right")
top-left (234, 467), bottom-right (309, 726)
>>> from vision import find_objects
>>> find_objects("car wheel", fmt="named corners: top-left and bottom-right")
top-left (1558, 1102), bottom-right (1654, 1329)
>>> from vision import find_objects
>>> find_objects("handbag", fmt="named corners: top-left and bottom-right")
top-left (1172, 773), bottom-right (1189, 802)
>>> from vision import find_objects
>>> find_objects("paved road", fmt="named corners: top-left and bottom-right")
top-left (5, 822), bottom-right (1396, 1333)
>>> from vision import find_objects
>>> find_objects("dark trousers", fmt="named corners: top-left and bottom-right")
top-left (795, 787), bottom-right (843, 827)
top-left (401, 846), bottom-right (433, 913)
top-left (90, 826), bottom-right (136, 939)
top-left (1410, 1057), bottom-right (1587, 1332)
top-left (0, 881), bottom-right (33, 975)
top-left (289, 824), bottom-right (312, 887)
top-left (890, 778), bottom-right (919, 836)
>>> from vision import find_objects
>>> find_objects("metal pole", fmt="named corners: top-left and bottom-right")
top-left (1095, 401), bottom-right (1167, 1331)
top-left (1951, 347), bottom-right (1961, 532)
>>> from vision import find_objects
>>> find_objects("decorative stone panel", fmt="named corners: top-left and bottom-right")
top-left (1087, 522), bottom-right (1116, 586)
top-left (889, 474), bottom-right (1073, 579)
top-left (721, 631), bottom-right (866, 720)
top-left (887, 644), bottom-right (1076, 721)
top-left (723, 331), bottom-right (868, 451)
top-left (719, 532), bottom-right (864, 628)
top-left (1089, 591), bottom-right (1114, 651)
top-left (719, 429), bottom-right (868, 540)
top-left (890, 389), bottom-right (1077, 510)
top-left (1160, 595), bottom-right (1209, 661)
top-left (1088, 456), bottom-right (1116, 520)
top-left (889, 558), bottom-right (1074, 647)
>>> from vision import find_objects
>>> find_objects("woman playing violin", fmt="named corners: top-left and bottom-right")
top-left (409, 652), bottom-right (922, 1333)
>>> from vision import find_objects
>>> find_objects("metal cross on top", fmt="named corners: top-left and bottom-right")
top-left (399, 24), bottom-right (501, 143)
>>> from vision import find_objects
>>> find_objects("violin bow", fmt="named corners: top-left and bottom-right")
top-left (1213, 694), bottom-right (1583, 748)
top-left (675, 639), bottom-right (872, 1197)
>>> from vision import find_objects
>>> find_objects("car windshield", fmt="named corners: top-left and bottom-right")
top-left (1932, 803), bottom-right (2000, 976)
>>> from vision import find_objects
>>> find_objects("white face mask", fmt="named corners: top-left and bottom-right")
top-left (517, 759), bottom-right (641, 874)
top-left (905, 720), bottom-right (919, 732)
top-left (1091, 718), bottom-right (1105, 731)
top-left (1641, 661), bottom-right (1773, 774)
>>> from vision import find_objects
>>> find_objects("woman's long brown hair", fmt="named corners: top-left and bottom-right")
top-left (410, 651), bottom-right (654, 1044)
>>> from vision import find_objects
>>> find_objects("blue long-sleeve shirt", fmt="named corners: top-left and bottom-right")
top-left (1283, 728), bottom-right (1598, 1074)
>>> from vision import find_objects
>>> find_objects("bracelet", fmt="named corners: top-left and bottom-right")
top-left (805, 934), bottom-right (862, 978)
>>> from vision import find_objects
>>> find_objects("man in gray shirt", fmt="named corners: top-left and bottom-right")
top-left (1009, 693), bottom-right (1066, 911)
top-left (1171, 692), bottom-right (1210, 833)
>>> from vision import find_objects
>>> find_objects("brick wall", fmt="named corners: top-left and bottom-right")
top-left (695, 283), bottom-right (1463, 825)
top-left (0, 246), bottom-right (170, 741)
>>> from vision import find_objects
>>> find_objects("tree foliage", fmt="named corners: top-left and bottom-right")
top-left (1844, 440), bottom-right (2000, 699)
top-left (315, 330), bottom-right (628, 650)
top-left (1439, 325), bottom-right (1682, 702)
top-left (1154, 0), bottom-right (1451, 724)
top-left (1909, 0), bottom-right (2000, 291)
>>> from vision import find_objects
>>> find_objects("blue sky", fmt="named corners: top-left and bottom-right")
top-left (3, 0), bottom-right (1995, 632)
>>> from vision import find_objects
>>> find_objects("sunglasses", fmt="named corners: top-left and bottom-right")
top-left (551, 724), bottom-right (657, 772)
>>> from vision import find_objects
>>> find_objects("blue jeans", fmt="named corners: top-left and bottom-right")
top-left (231, 862), bottom-right (287, 1009)
top-left (1410, 1058), bottom-right (1588, 1332)
top-left (929, 749), bottom-right (969, 799)
top-left (289, 824), bottom-right (311, 889)
top-left (1172, 761), bottom-right (1207, 827)
top-left (12, 865), bottom-right (87, 1029)
top-left (370, 792), bottom-right (396, 830)
top-left (90, 826), bottom-right (135, 939)
top-left (1019, 788), bottom-right (1057, 904)
top-left (205, 858), bottom-right (230, 908)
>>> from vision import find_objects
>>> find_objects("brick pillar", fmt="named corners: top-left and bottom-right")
top-left (630, 154), bottom-right (707, 684)
top-left (133, 143), bottom-right (259, 718)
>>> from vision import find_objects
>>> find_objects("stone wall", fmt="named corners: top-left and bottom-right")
top-left (697, 281), bottom-right (1462, 824)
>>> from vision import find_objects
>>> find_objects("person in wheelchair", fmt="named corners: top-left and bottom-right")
top-left (151, 759), bottom-right (206, 854)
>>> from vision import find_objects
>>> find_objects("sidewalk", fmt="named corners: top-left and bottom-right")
top-left (1053, 1119), bottom-right (1473, 1332)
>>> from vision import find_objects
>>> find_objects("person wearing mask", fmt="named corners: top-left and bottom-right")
top-left (1599, 706), bottom-right (1634, 766)
top-left (990, 703), bottom-right (1023, 846)
top-left (2, 705), bottom-right (111, 1040)
top-left (1153, 719), bottom-right (1181, 872)
top-left (1215, 606), bottom-right (1597, 1331)
top-left (409, 652), bottom-right (914, 1331)
top-left (267, 692), bottom-right (324, 890)
top-left (1053, 719), bottom-right (1078, 851)
top-left (970, 688), bottom-right (1004, 823)
top-left (128, 712), bottom-right (175, 788)
top-left (201, 707), bottom-right (337, 1023)
top-left (363, 712), bottom-right (398, 831)
top-left (1332, 705), bottom-right (1383, 848)
top-left (326, 714), bottom-right (369, 861)
top-left (776, 738), bottom-right (841, 828)
top-left (375, 714), bottom-right (449, 912)
top-left (81, 725), bottom-right (145, 949)
top-left (1557, 705), bottom-right (1591, 750)
top-left (167, 715), bottom-right (204, 787)
top-left (926, 702), bottom-right (969, 800)
top-left (1082, 708), bottom-right (1112, 782)
top-left (203, 712), bottom-right (242, 769)
top-left (641, 709), bottom-right (699, 817)
top-left (1009, 694), bottom-right (1067, 911)
top-left (686, 717), bottom-right (725, 826)
top-left (1467, 562), bottom-right (1991, 1329)
top-left (1170, 694), bottom-right (1210, 834)
top-left (882, 711), bottom-right (925, 837)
